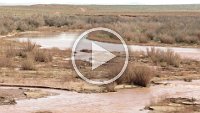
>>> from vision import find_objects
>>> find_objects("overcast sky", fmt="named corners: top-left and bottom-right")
top-left (1, 0), bottom-right (200, 5)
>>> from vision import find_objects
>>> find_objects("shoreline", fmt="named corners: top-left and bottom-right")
top-left (0, 27), bottom-right (200, 48)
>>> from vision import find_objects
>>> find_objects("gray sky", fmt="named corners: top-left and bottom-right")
top-left (1, 0), bottom-right (200, 5)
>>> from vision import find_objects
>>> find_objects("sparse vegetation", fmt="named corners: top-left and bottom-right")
top-left (33, 49), bottom-right (52, 62)
top-left (159, 34), bottom-right (175, 44)
top-left (0, 10), bottom-right (200, 47)
top-left (5, 45), bottom-right (18, 58)
top-left (22, 40), bottom-right (36, 52)
top-left (21, 58), bottom-right (36, 70)
top-left (147, 48), bottom-right (181, 67)
top-left (112, 63), bottom-right (155, 87)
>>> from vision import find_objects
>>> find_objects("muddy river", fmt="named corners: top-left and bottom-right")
top-left (1, 32), bottom-right (199, 113)
top-left (0, 80), bottom-right (200, 113)
top-left (16, 33), bottom-right (200, 61)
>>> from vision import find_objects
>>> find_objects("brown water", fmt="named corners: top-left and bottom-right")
top-left (16, 33), bottom-right (200, 61)
top-left (0, 80), bottom-right (200, 113)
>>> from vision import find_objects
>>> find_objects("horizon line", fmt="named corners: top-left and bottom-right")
top-left (1, 3), bottom-right (200, 6)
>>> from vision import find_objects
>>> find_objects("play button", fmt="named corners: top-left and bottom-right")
top-left (92, 42), bottom-right (116, 70)
top-left (71, 27), bottom-right (129, 85)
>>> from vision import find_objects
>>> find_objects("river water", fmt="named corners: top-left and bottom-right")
top-left (16, 33), bottom-right (200, 61)
top-left (0, 80), bottom-right (200, 113)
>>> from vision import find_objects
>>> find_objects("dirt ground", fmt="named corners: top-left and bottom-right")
top-left (0, 88), bottom-right (55, 105)
top-left (146, 97), bottom-right (200, 113)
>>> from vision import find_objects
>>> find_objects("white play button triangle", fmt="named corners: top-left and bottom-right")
top-left (92, 42), bottom-right (116, 70)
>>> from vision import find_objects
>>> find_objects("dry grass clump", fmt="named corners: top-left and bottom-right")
top-left (159, 34), bottom-right (175, 44)
top-left (21, 58), bottom-right (36, 70)
top-left (33, 49), bottom-right (52, 63)
top-left (0, 56), bottom-right (12, 68)
top-left (116, 64), bottom-right (154, 87)
top-left (131, 65), bottom-right (154, 87)
top-left (175, 34), bottom-right (199, 44)
top-left (122, 32), bottom-right (149, 43)
top-left (22, 40), bottom-right (36, 52)
top-left (5, 45), bottom-right (18, 58)
top-left (147, 48), bottom-right (181, 67)
top-left (109, 63), bottom-right (154, 87)
top-left (138, 34), bottom-right (149, 43)
top-left (5, 40), bottom-right (36, 58)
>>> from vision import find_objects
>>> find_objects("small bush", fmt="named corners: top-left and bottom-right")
top-left (159, 34), bottom-right (175, 44)
top-left (175, 34), bottom-right (199, 44)
top-left (22, 40), bottom-right (36, 52)
top-left (21, 58), bottom-right (36, 70)
top-left (33, 49), bottom-right (52, 62)
top-left (184, 36), bottom-right (199, 44)
top-left (147, 48), bottom-right (181, 67)
top-left (116, 64), bottom-right (154, 87)
top-left (123, 32), bottom-right (135, 41)
top-left (131, 65), bottom-right (154, 87)
top-left (17, 50), bottom-right (27, 58)
top-left (146, 30), bottom-right (156, 40)
top-left (5, 45), bottom-right (17, 58)
top-left (139, 34), bottom-right (149, 43)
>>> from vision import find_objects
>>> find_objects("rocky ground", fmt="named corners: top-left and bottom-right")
top-left (146, 97), bottom-right (200, 113)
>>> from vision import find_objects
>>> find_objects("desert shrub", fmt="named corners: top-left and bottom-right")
top-left (5, 45), bottom-right (18, 57)
top-left (44, 15), bottom-right (76, 27)
top-left (87, 16), bottom-right (119, 24)
top-left (116, 64), bottom-right (154, 87)
top-left (0, 56), bottom-right (12, 67)
top-left (123, 31), bottom-right (134, 41)
top-left (147, 48), bottom-right (181, 67)
top-left (21, 58), bottom-right (36, 70)
top-left (131, 65), bottom-right (154, 87)
top-left (174, 33), bottom-right (186, 43)
top-left (16, 15), bottom-right (44, 31)
top-left (138, 34), bottom-right (149, 43)
top-left (0, 16), bottom-right (17, 35)
top-left (33, 49), bottom-right (52, 62)
top-left (27, 15), bottom-right (45, 27)
top-left (0, 25), bottom-right (9, 35)
top-left (184, 36), bottom-right (199, 44)
top-left (122, 30), bottom-right (150, 43)
top-left (175, 34), bottom-right (199, 44)
top-left (109, 63), bottom-right (154, 87)
top-left (146, 31), bottom-right (156, 40)
top-left (22, 40), bottom-right (36, 52)
top-left (159, 34), bottom-right (175, 44)
top-left (16, 20), bottom-right (33, 31)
